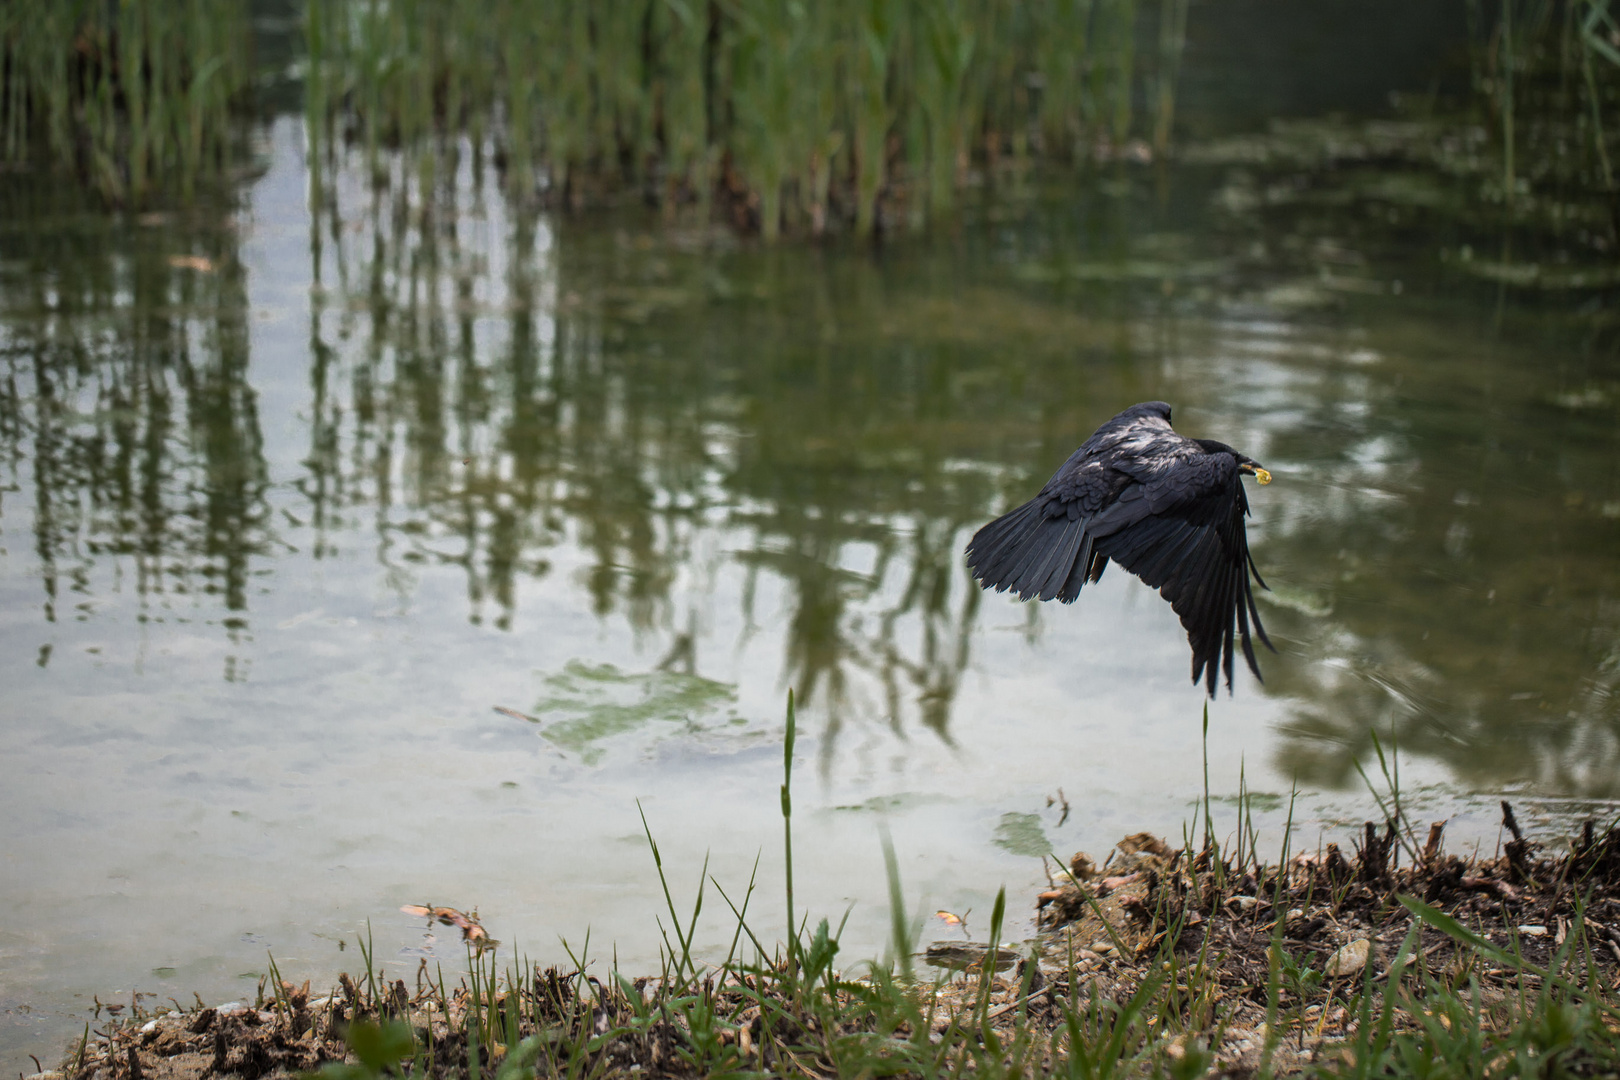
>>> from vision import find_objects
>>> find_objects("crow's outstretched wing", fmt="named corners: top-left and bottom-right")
top-left (965, 457), bottom-right (1121, 604)
top-left (1089, 453), bottom-right (1272, 694)
top-left (964, 404), bottom-right (1177, 604)
top-left (963, 493), bottom-right (1109, 604)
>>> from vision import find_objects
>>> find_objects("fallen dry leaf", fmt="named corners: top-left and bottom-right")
top-left (1460, 875), bottom-right (1521, 901)
top-left (1097, 872), bottom-right (1142, 896)
top-left (401, 904), bottom-right (493, 945)
top-left (1118, 833), bottom-right (1171, 858)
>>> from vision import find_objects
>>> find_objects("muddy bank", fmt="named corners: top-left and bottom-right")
top-left (45, 803), bottom-right (1620, 1080)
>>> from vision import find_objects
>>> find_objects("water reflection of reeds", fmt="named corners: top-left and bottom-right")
top-left (4, 107), bottom-right (1618, 790)
top-left (1206, 317), bottom-right (1620, 798)
top-left (0, 184), bottom-right (268, 660)
top-left (300, 144), bottom-right (1011, 746)
top-left (296, 128), bottom-right (1620, 787)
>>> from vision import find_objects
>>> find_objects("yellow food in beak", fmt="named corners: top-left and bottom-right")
top-left (1245, 466), bottom-right (1272, 485)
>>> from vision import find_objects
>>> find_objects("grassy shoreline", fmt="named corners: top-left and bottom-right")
top-left (41, 702), bottom-right (1620, 1079)
top-left (43, 807), bottom-right (1620, 1079)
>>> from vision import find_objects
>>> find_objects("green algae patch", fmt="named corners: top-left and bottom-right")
top-left (992, 811), bottom-right (1054, 858)
top-left (528, 660), bottom-right (738, 765)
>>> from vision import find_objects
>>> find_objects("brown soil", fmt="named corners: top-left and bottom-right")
top-left (45, 803), bottom-right (1620, 1080)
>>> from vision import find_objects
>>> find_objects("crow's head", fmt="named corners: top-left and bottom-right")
top-left (1195, 438), bottom-right (1272, 485)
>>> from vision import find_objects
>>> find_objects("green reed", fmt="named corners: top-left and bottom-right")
top-left (302, 0), bottom-right (1175, 239)
top-left (1467, 0), bottom-right (1620, 211)
top-left (0, 0), bottom-right (252, 204)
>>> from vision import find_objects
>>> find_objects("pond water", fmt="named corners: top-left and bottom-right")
top-left (2, 113), bottom-right (1618, 1068)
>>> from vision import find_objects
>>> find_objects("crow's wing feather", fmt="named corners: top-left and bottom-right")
top-left (1027, 517), bottom-right (1089, 601)
top-left (966, 449), bottom-right (1125, 604)
top-left (965, 498), bottom-right (1043, 587)
top-left (1092, 453), bottom-right (1272, 692)
top-left (967, 501), bottom-right (1094, 603)
top-left (1055, 536), bottom-right (1100, 602)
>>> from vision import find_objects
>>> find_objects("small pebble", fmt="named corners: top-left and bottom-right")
top-left (1325, 938), bottom-right (1371, 978)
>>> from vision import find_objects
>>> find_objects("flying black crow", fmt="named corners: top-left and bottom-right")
top-left (966, 401), bottom-right (1274, 695)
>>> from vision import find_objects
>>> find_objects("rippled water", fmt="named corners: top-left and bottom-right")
top-left (2, 117), bottom-right (1617, 1067)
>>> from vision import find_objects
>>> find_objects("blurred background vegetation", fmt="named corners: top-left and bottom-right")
top-left (1, 0), bottom-right (1614, 250)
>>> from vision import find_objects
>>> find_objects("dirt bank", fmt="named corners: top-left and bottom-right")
top-left (47, 802), bottom-right (1620, 1079)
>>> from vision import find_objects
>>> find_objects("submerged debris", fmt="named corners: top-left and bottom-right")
top-left (398, 905), bottom-right (496, 949)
